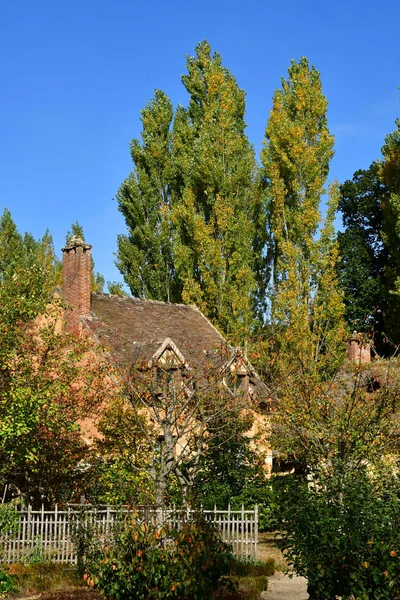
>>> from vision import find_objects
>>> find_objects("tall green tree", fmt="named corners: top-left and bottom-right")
top-left (172, 41), bottom-right (261, 343)
top-left (116, 90), bottom-right (180, 302)
top-left (337, 163), bottom-right (389, 345)
top-left (380, 116), bottom-right (400, 344)
top-left (261, 57), bottom-right (344, 367)
top-left (115, 42), bottom-right (265, 343)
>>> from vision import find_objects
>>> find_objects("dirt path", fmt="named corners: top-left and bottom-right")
top-left (261, 572), bottom-right (308, 599)
top-left (257, 532), bottom-right (308, 600)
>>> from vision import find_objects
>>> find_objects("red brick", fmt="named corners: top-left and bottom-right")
top-left (62, 236), bottom-right (92, 333)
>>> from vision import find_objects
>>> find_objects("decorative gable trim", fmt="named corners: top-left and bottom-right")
top-left (148, 337), bottom-right (189, 369)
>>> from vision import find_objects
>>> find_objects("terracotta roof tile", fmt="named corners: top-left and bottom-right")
top-left (85, 293), bottom-right (227, 368)
top-left (82, 293), bottom-right (269, 397)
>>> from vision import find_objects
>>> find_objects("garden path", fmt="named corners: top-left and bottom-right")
top-left (261, 572), bottom-right (308, 600)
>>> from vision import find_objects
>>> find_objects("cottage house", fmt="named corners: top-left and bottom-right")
top-left (60, 236), bottom-right (273, 474)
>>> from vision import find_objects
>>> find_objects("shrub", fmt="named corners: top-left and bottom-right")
top-left (230, 558), bottom-right (275, 578)
top-left (0, 570), bottom-right (16, 598)
top-left (275, 471), bottom-right (400, 600)
top-left (82, 513), bottom-right (234, 599)
top-left (0, 505), bottom-right (19, 538)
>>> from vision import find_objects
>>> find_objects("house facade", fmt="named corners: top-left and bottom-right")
top-left (61, 236), bottom-right (273, 474)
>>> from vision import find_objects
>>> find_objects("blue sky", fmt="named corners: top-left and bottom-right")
top-left (1, 0), bottom-right (399, 285)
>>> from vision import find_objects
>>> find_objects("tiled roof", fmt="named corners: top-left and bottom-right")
top-left (82, 293), bottom-right (269, 397)
top-left (85, 294), bottom-right (227, 367)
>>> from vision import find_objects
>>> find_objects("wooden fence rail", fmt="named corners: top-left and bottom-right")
top-left (0, 504), bottom-right (258, 563)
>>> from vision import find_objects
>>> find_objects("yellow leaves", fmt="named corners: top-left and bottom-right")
top-left (207, 71), bottom-right (225, 95)
top-left (262, 56), bottom-right (344, 372)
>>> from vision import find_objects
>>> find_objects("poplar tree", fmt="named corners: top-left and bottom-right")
top-left (261, 57), bottom-right (344, 367)
top-left (172, 41), bottom-right (260, 343)
top-left (116, 90), bottom-right (180, 302)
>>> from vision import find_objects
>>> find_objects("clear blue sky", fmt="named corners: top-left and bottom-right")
top-left (1, 0), bottom-right (399, 285)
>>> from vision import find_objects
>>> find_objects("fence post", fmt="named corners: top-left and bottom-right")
top-left (227, 503), bottom-right (230, 546)
top-left (106, 505), bottom-right (110, 536)
top-left (27, 504), bottom-right (32, 544)
top-left (254, 505), bottom-right (258, 560)
top-left (55, 504), bottom-right (58, 561)
top-left (241, 505), bottom-right (245, 559)
top-left (41, 503), bottom-right (45, 558)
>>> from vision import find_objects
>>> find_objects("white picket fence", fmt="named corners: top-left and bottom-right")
top-left (0, 504), bottom-right (258, 563)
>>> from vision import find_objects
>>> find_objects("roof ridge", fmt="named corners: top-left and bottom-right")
top-left (92, 292), bottom-right (213, 313)
top-left (91, 293), bottom-right (229, 345)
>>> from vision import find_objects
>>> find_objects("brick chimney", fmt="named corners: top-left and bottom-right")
top-left (62, 236), bottom-right (92, 332)
top-left (346, 332), bottom-right (371, 364)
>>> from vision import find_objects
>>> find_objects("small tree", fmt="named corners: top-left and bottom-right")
top-left (270, 354), bottom-right (400, 599)
top-left (271, 353), bottom-right (400, 475)
top-left (0, 211), bottom-right (111, 505)
top-left (114, 346), bottom-right (252, 507)
top-left (192, 411), bottom-right (275, 529)
top-left (84, 398), bottom-right (155, 505)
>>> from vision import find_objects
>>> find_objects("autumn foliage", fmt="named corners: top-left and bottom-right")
top-left (81, 513), bottom-right (233, 600)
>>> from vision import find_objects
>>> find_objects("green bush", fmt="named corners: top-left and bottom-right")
top-left (0, 505), bottom-right (19, 537)
top-left (275, 471), bottom-right (400, 600)
top-left (82, 513), bottom-right (234, 599)
top-left (0, 570), bottom-right (16, 598)
top-left (230, 558), bottom-right (275, 577)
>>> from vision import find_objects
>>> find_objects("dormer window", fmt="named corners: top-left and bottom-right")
top-left (224, 364), bottom-right (250, 397)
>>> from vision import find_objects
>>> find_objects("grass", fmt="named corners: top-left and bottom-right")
top-left (233, 574), bottom-right (269, 599)
top-left (2, 562), bottom-right (83, 595)
top-left (221, 558), bottom-right (275, 599)
top-left (231, 557), bottom-right (275, 577)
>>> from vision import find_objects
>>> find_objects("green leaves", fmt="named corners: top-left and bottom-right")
top-left (261, 57), bottom-right (344, 373)
top-left (173, 42), bottom-right (259, 343)
top-left (276, 470), bottom-right (400, 599)
top-left (82, 514), bottom-right (233, 600)
top-left (337, 162), bottom-right (389, 347)
top-left (0, 211), bottom-right (111, 505)
top-left (116, 42), bottom-right (263, 344)
top-left (116, 90), bottom-right (179, 303)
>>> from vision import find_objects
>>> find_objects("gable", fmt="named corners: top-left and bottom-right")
top-left (82, 293), bottom-right (269, 399)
